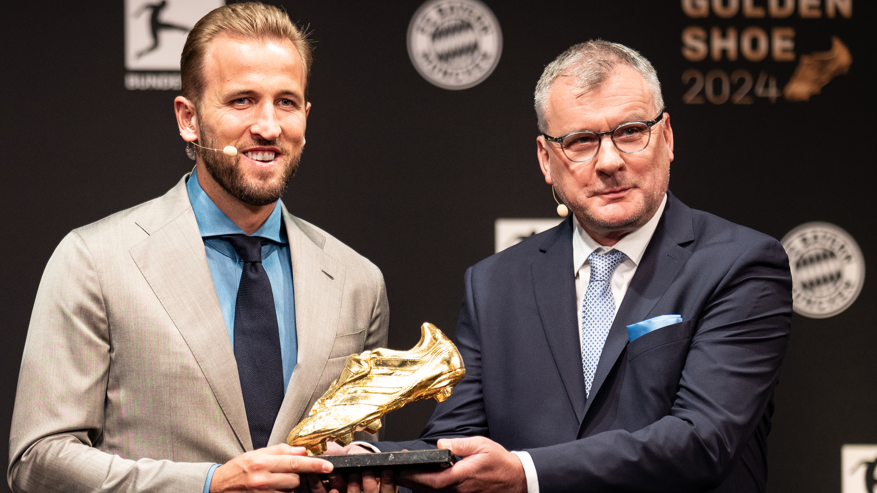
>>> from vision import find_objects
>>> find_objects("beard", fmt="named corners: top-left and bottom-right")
top-left (198, 122), bottom-right (302, 207)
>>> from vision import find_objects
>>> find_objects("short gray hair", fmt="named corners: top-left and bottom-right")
top-left (534, 40), bottom-right (664, 133)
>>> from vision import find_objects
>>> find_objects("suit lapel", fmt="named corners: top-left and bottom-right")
top-left (269, 209), bottom-right (346, 445)
top-left (129, 178), bottom-right (252, 452)
top-left (531, 218), bottom-right (589, 423)
top-left (582, 193), bottom-right (695, 420)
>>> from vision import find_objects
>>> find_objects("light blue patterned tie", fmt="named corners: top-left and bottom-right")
top-left (581, 249), bottom-right (627, 397)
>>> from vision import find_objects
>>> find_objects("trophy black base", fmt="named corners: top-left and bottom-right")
top-left (321, 449), bottom-right (454, 475)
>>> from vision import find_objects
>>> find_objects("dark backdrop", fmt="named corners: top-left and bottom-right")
top-left (2, 1), bottom-right (874, 492)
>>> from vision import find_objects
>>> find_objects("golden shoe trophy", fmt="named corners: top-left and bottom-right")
top-left (287, 322), bottom-right (465, 456)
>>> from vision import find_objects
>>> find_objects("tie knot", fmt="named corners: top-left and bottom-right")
top-left (588, 249), bottom-right (626, 281)
top-left (218, 235), bottom-right (265, 263)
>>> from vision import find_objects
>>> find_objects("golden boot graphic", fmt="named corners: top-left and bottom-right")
top-left (784, 37), bottom-right (852, 102)
top-left (287, 323), bottom-right (466, 455)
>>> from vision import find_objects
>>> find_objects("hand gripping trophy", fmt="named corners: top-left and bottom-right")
top-left (287, 323), bottom-right (466, 456)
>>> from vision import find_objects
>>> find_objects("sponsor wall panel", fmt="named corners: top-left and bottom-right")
top-left (0, 1), bottom-right (874, 492)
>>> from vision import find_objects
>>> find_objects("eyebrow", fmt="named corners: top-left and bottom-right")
top-left (565, 114), bottom-right (652, 135)
top-left (614, 112), bottom-right (655, 125)
top-left (276, 90), bottom-right (304, 102)
top-left (623, 113), bottom-right (651, 122)
top-left (223, 89), bottom-right (304, 102)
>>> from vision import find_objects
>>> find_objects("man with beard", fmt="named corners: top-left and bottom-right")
top-left (8, 3), bottom-right (389, 493)
top-left (349, 41), bottom-right (792, 493)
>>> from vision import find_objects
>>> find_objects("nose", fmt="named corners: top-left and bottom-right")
top-left (250, 102), bottom-right (282, 141)
top-left (593, 133), bottom-right (624, 176)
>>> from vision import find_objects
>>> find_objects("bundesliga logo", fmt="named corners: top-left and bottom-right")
top-left (407, 0), bottom-right (503, 90)
top-left (124, 0), bottom-right (222, 90)
top-left (781, 222), bottom-right (865, 319)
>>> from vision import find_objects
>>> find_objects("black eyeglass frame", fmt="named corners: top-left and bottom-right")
top-left (541, 109), bottom-right (666, 163)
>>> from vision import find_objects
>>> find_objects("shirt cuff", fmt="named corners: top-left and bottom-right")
top-left (350, 440), bottom-right (381, 453)
top-left (203, 463), bottom-right (220, 493)
top-left (510, 451), bottom-right (539, 493)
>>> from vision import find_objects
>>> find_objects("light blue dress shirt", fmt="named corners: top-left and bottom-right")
top-left (186, 170), bottom-right (297, 492)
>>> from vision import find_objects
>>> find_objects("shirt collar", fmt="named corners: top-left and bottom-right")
top-left (572, 193), bottom-right (667, 273)
top-left (186, 169), bottom-right (287, 244)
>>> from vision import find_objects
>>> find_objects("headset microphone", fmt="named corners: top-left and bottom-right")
top-left (552, 186), bottom-right (569, 218)
top-left (190, 141), bottom-right (238, 157)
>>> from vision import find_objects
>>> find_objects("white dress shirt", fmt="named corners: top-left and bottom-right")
top-left (513, 194), bottom-right (667, 493)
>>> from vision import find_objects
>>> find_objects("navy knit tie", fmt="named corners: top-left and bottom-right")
top-left (219, 234), bottom-right (284, 450)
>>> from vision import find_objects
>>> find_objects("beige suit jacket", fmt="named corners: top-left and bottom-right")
top-left (8, 176), bottom-right (389, 492)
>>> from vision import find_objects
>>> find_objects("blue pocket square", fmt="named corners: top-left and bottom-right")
top-left (627, 314), bottom-right (683, 342)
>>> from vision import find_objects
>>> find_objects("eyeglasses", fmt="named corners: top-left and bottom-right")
top-left (542, 110), bottom-right (665, 163)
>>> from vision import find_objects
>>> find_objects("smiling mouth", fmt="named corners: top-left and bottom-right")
top-left (244, 151), bottom-right (277, 163)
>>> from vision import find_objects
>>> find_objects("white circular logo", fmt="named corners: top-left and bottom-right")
top-left (781, 222), bottom-right (865, 319)
top-left (407, 0), bottom-right (502, 90)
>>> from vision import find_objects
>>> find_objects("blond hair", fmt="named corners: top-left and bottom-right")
top-left (534, 40), bottom-right (663, 133)
top-left (180, 2), bottom-right (313, 104)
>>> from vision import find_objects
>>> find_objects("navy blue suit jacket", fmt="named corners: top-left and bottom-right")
top-left (381, 192), bottom-right (792, 492)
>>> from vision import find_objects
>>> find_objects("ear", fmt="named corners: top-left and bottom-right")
top-left (536, 135), bottom-right (554, 185)
top-left (174, 96), bottom-right (199, 142)
top-left (661, 112), bottom-right (674, 163)
top-left (302, 102), bottom-right (311, 145)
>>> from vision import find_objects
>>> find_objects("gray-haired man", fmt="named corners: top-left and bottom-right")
top-left (361, 40), bottom-right (792, 493)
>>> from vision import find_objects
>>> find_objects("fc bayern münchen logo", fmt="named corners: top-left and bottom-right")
top-left (781, 222), bottom-right (865, 319)
top-left (407, 0), bottom-right (502, 90)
